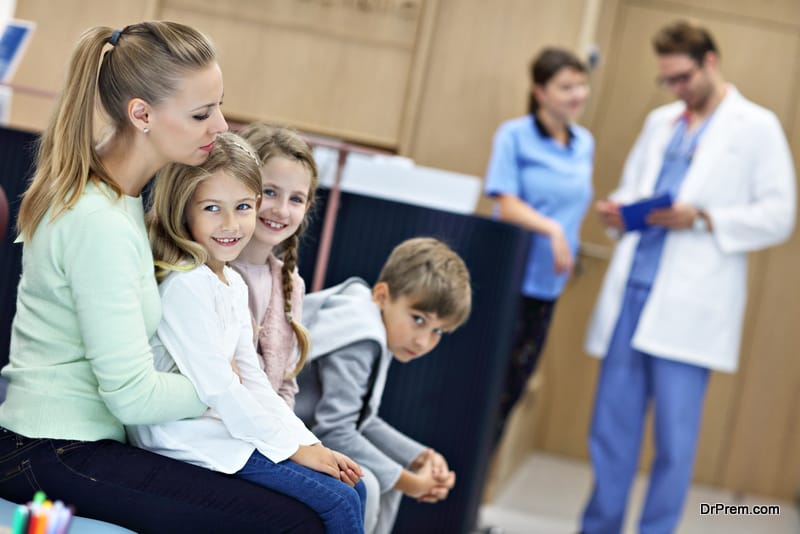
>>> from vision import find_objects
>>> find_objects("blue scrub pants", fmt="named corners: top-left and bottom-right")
top-left (581, 283), bottom-right (710, 534)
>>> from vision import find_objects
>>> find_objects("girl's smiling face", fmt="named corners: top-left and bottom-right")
top-left (250, 156), bottom-right (312, 256)
top-left (185, 170), bottom-right (258, 278)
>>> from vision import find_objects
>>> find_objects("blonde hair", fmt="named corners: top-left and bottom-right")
top-left (238, 122), bottom-right (319, 377)
top-left (378, 237), bottom-right (472, 328)
top-left (17, 21), bottom-right (216, 240)
top-left (147, 132), bottom-right (261, 282)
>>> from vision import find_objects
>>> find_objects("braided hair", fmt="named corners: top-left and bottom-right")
top-left (238, 123), bottom-right (319, 377)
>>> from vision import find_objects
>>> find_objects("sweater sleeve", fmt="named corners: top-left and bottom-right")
top-left (311, 340), bottom-right (416, 492)
top-left (62, 209), bottom-right (206, 425)
top-left (360, 412), bottom-right (427, 469)
top-left (159, 273), bottom-right (318, 462)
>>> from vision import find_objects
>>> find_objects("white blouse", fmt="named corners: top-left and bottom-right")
top-left (127, 265), bottom-right (318, 473)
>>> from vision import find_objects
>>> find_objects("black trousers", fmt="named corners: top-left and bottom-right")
top-left (492, 295), bottom-right (556, 448)
top-left (0, 427), bottom-right (324, 534)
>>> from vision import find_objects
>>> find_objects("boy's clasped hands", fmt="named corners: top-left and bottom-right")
top-left (403, 448), bottom-right (456, 503)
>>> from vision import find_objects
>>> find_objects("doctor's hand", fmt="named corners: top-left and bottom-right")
top-left (596, 199), bottom-right (624, 231)
top-left (646, 202), bottom-right (699, 230)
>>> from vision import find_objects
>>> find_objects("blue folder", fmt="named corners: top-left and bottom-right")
top-left (620, 193), bottom-right (673, 231)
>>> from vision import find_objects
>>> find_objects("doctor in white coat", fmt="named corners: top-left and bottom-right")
top-left (581, 20), bottom-right (795, 534)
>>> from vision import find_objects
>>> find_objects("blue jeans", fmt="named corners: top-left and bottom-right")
top-left (236, 451), bottom-right (366, 534)
top-left (0, 426), bottom-right (324, 533)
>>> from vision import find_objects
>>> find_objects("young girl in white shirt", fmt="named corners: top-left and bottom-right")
top-left (127, 132), bottom-right (366, 533)
top-left (230, 123), bottom-right (317, 410)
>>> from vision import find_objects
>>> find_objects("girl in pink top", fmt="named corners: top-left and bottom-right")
top-left (231, 124), bottom-right (318, 408)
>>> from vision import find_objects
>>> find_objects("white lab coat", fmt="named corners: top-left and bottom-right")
top-left (585, 87), bottom-right (796, 372)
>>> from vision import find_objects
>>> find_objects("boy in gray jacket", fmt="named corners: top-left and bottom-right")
top-left (295, 237), bottom-right (472, 534)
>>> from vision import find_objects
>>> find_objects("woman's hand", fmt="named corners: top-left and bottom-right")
top-left (596, 199), bottom-right (624, 231)
top-left (547, 222), bottom-right (574, 274)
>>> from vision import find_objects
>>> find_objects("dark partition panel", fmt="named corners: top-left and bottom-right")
top-left (299, 189), bottom-right (529, 534)
top-left (0, 127), bottom-right (37, 366)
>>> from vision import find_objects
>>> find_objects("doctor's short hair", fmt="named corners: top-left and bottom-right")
top-left (376, 237), bottom-right (472, 328)
top-left (652, 20), bottom-right (719, 64)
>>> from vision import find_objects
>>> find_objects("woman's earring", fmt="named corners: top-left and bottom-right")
top-left (143, 127), bottom-right (150, 134)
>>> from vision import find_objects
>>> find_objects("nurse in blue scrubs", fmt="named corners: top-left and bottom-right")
top-left (485, 47), bottom-right (594, 446)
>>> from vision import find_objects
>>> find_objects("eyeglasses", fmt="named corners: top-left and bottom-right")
top-left (656, 65), bottom-right (699, 88)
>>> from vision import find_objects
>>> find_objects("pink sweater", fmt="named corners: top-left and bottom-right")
top-left (231, 255), bottom-right (305, 409)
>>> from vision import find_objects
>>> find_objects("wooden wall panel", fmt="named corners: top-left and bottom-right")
top-left (721, 234), bottom-right (800, 497)
top-left (403, 0), bottom-right (589, 215)
top-left (9, 0), bottom-right (151, 130)
top-left (9, 0), bottom-right (433, 148)
top-left (650, 0), bottom-right (800, 26)
top-left (161, 0), bottom-right (428, 148)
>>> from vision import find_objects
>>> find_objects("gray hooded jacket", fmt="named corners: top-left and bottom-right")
top-left (295, 277), bottom-right (426, 492)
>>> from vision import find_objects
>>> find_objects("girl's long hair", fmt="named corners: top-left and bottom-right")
top-left (238, 123), bottom-right (319, 377)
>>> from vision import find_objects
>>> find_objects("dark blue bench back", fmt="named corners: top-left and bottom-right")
top-left (0, 127), bottom-right (37, 367)
top-left (298, 189), bottom-right (529, 533)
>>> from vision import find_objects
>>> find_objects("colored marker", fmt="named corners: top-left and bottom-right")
top-left (45, 501), bottom-right (65, 534)
top-left (25, 502), bottom-right (41, 534)
top-left (11, 504), bottom-right (29, 534)
top-left (55, 506), bottom-right (74, 534)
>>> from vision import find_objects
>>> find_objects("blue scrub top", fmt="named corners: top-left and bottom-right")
top-left (628, 113), bottom-right (714, 287)
top-left (485, 115), bottom-right (594, 300)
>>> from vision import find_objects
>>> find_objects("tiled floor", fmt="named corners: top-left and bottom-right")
top-left (479, 452), bottom-right (800, 533)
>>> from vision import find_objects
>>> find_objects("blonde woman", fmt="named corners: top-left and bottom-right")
top-left (0, 22), bottom-right (323, 533)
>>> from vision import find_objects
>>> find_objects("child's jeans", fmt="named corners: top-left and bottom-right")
top-left (236, 450), bottom-right (366, 534)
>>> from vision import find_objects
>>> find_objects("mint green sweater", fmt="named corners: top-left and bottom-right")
top-left (0, 182), bottom-right (206, 442)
